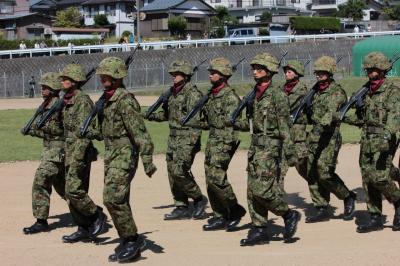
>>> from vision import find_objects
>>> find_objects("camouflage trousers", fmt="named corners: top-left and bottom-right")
top-left (307, 132), bottom-right (351, 208)
top-left (204, 137), bottom-right (241, 219)
top-left (359, 141), bottom-right (400, 215)
top-left (65, 160), bottom-right (97, 228)
top-left (247, 144), bottom-right (289, 227)
top-left (32, 160), bottom-right (65, 219)
top-left (166, 133), bottom-right (203, 207)
top-left (103, 147), bottom-right (139, 238)
top-left (281, 141), bottom-right (327, 208)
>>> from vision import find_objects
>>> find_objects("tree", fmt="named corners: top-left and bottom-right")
top-left (210, 5), bottom-right (238, 38)
top-left (168, 16), bottom-right (187, 37)
top-left (384, 4), bottom-right (400, 20)
top-left (260, 11), bottom-right (272, 23)
top-left (94, 14), bottom-right (109, 27)
top-left (336, 0), bottom-right (367, 21)
top-left (53, 7), bottom-right (82, 28)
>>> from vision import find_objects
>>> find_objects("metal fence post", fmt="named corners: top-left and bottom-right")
top-left (22, 71), bottom-right (25, 97)
top-left (241, 61), bottom-right (244, 82)
top-left (162, 63), bottom-right (165, 86)
top-left (3, 72), bottom-right (7, 98)
top-left (145, 64), bottom-right (148, 87)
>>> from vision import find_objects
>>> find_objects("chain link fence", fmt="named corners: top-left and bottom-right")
top-left (0, 52), bottom-right (356, 98)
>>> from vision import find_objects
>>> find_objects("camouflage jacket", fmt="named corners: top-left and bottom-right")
top-left (29, 97), bottom-right (65, 163)
top-left (345, 80), bottom-right (400, 153)
top-left (235, 82), bottom-right (295, 158)
top-left (63, 89), bottom-right (96, 166)
top-left (99, 87), bottom-right (154, 167)
top-left (198, 84), bottom-right (239, 142)
top-left (307, 81), bottom-right (347, 143)
top-left (284, 80), bottom-right (308, 143)
top-left (152, 82), bottom-right (202, 135)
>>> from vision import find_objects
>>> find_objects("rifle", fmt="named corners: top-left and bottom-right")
top-left (230, 51), bottom-right (288, 125)
top-left (79, 45), bottom-right (141, 137)
top-left (290, 55), bottom-right (344, 123)
top-left (339, 52), bottom-right (400, 120)
top-left (145, 58), bottom-right (207, 119)
top-left (181, 57), bottom-right (245, 126)
top-left (21, 99), bottom-right (49, 135)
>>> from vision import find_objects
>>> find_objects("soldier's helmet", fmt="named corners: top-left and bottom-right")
top-left (39, 72), bottom-right (61, 90)
top-left (168, 60), bottom-right (193, 76)
top-left (60, 64), bottom-right (86, 82)
top-left (313, 56), bottom-right (336, 74)
top-left (207, 57), bottom-right (233, 76)
top-left (362, 52), bottom-right (391, 71)
top-left (283, 60), bottom-right (305, 77)
top-left (250, 53), bottom-right (279, 73)
top-left (96, 57), bottom-right (127, 79)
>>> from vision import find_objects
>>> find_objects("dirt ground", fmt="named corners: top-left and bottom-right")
top-left (1, 97), bottom-right (399, 266)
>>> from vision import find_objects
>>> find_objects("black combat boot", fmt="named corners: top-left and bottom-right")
top-left (226, 204), bottom-right (247, 232)
top-left (393, 201), bottom-right (400, 231)
top-left (89, 206), bottom-right (107, 237)
top-left (240, 226), bottom-right (269, 246)
top-left (164, 206), bottom-right (191, 220)
top-left (305, 207), bottom-right (330, 223)
top-left (117, 235), bottom-right (146, 263)
top-left (108, 241), bottom-right (124, 262)
top-left (356, 213), bottom-right (384, 233)
top-left (192, 195), bottom-right (208, 220)
top-left (23, 219), bottom-right (49, 234)
top-left (203, 217), bottom-right (227, 231)
top-left (283, 210), bottom-right (301, 242)
top-left (62, 226), bottom-right (90, 243)
top-left (343, 191), bottom-right (357, 220)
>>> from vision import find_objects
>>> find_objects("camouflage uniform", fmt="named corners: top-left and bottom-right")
top-left (307, 57), bottom-right (352, 209)
top-left (281, 61), bottom-right (327, 207)
top-left (345, 52), bottom-right (400, 218)
top-left (150, 61), bottom-right (203, 208)
top-left (199, 58), bottom-right (245, 221)
top-left (96, 57), bottom-right (156, 238)
top-left (235, 54), bottom-right (297, 227)
top-left (27, 73), bottom-right (65, 220)
top-left (61, 64), bottom-right (99, 228)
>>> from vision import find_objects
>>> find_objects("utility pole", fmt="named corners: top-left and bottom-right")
top-left (136, 0), bottom-right (140, 43)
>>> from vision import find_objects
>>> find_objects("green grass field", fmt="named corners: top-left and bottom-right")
top-left (2, 76), bottom-right (385, 162)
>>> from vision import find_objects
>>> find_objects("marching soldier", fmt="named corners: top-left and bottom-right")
top-left (281, 61), bottom-right (328, 212)
top-left (147, 60), bottom-right (207, 220)
top-left (198, 58), bottom-right (246, 231)
top-left (22, 72), bottom-right (66, 234)
top-left (59, 64), bottom-right (107, 243)
top-left (95, 57), bottom-right (157, 262)
top-left (305, 56), bottom-right (356, 223)
top-left (233, 53), bottom-right (300, 246)
top-left (344, 52), bottom-right (400, 232)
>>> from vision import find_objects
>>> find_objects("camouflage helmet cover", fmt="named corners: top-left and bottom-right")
top-left (207, 57), bottom-right (233, 76)
top-left (168, 60), bottom-right (193, 76)
top-left (96, 56), bottom-right (127, 79)
top-left (250, 53), bottom-right (279, 73)
top-left (60, 64), bottom-right (86, 82)
top-left (39, 72), bottom-right (61, 91)
top-left (283, 60), bottom-right (305, 77)
top-left (313, 56), bottom-right (336, 74)
top-left (362, 52), bottom-right (391, 71)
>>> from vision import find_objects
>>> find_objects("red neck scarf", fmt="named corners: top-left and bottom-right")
top-left (318, 80), bottom-right (331, 92)
top-left (211, 82), bottom-right (226, 96)
top-left (104, 89), bottom-right (116, 102)
top-left (284, 79), bottom-right (299, 94)
top-left (369, 78), bottom-right (385, 94)
top-left (256, 80), bottom-right (272, 100)
top-left (173, 82), bottom-right (185, 96)
top-left (63, 90), bottom-right (76, 104)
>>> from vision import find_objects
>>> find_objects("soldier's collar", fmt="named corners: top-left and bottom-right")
top-left (65, 89), bottom-right (81, 105)
top-left (108, 87), bottom-right (124, 102)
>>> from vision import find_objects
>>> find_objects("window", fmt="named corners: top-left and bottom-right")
top-left (106, 4), bottom-right (116, 16)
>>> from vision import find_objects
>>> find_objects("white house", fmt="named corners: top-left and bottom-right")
top-left (82, 0), bottom-right (136, 37)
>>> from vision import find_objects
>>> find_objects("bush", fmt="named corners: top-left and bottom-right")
top-left (259, 28), bottom-right (269, 36)
top-left (121, 30), bottom-right (132, 37)
top-left (290, 16), bottom-right (340, 32)
top-left (94, 14), bottom-right (110, 27)
top-left (168, 16), bottom-right (187, 37)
